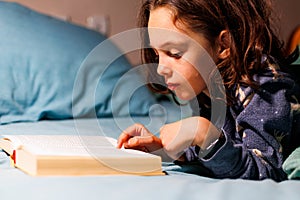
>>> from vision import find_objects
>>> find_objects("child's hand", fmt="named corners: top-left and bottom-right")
top-left (117, 117), bottom-right (221, 161)
top-left (158, 118), bottom-right (199, 160)
top-left (117, 123), bottom-right (163, 153)
top-left (159, 117), bottom-right (221, 160)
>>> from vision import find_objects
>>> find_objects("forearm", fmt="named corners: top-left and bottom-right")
top-left (185, 132), bottom-right (287, 181)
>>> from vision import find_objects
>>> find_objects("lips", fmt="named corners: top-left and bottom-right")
top-left (167, 83), bottom-right (179, 91)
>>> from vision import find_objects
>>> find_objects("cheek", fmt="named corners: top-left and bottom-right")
top-left (183, 68), bottom-right (205, 89)
top-left (176, 69), bottom-right (206, 100)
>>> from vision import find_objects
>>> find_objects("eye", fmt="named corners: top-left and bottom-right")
top-left (166, 51), bottom-right (182, 59)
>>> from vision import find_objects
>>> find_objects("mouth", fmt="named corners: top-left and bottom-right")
top-left (167, 83), bottom-right (179, 91)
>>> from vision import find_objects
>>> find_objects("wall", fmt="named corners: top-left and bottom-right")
top-left (5, 0), bottom-right (141, 36)
top-left (6, 0), bottom-right (300, 40)
top-left (274, 1), bottom-right (300, 43)
top-left (4, 0), bottom-right (300, 62)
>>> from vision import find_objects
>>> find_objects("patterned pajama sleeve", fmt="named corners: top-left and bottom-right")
top-left (184, 72), bottom-right (299, 181)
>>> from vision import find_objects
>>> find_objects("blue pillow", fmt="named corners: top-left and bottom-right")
top-left (0, 2), bottom-right (157, 124)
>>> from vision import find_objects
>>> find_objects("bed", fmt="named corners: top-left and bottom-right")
top-left (0, 2), bottom-right (300, 200)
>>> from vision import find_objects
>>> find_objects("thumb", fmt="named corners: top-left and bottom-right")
top-left (125, 135), bottom-right (162, 153)
top-left (127, 136), bottom-right (155, 146)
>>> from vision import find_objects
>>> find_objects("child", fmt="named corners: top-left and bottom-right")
top-left (117, 0), bottom-right (300, 181)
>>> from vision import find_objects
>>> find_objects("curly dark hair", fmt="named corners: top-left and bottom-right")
top-left (138, 0), bottom-right (286, 104)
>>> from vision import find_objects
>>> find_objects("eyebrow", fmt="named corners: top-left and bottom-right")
top-left (149, 40), bottom-right (188, 50)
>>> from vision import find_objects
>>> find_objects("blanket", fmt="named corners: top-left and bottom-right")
top-left (283, 147), bottom-right (300, 179)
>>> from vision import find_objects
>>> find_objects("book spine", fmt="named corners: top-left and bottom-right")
top-left (10, 150), bottom-right (16, 167)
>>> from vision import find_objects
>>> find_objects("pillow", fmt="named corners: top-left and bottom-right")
top-left (293, 46), bottom-right (300, 64)
top-left (0, 2), bottom-right (157, 124)
top-left (283, 146), bottom-right (300, 179)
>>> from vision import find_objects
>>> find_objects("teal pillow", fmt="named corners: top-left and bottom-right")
top-left (293, 46), bottom-right (300, 64)
top-left (0, 2), bottom-right (157, 124)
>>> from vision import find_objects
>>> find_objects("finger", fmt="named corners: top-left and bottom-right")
top-left (125, 143), bottom-right (149, 153)
top-left (117, 132), bottom-right (132, 149)
top-left (124, 136), bottom-right (152, 148)
top-left (117, 124), bottom-right (144, 148)
top-left (124, 123), bottom-right (148, 136)
top-left (124, 136), bottom-right (162, 150)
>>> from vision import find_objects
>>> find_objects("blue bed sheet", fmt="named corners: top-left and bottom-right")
top-left (0, 117), bottom-right (299, 200)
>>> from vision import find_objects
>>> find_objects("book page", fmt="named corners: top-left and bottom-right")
top-left (2, 135), bottom-right (117, 156)
top-left (2, 135), bottom-right (157, 158)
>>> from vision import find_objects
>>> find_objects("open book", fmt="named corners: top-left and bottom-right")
top-left (0, 135), bottom-right (164, 176)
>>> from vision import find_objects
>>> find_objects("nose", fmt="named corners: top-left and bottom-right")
top-left (157, 58), bottom-right (172, 77)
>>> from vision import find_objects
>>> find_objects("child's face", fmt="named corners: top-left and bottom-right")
top-left (148, 7), bottom-right (217, 101)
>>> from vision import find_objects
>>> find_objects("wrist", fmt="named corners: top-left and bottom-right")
top-left (198, 131), bottom-right (225, 159)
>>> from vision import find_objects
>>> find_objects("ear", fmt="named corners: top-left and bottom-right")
top-left (217, 30), bottom-right (231, 59)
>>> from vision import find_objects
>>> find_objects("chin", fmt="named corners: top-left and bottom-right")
top-left (176, 92), bottom-right (195, 101)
